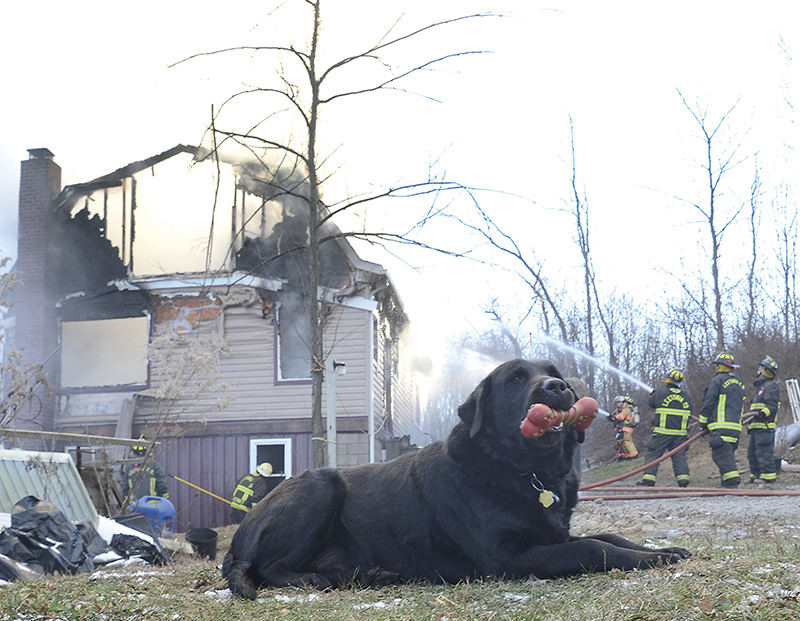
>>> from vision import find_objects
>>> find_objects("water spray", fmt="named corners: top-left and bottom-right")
top-left (533, 334), bottom-right (653, 392)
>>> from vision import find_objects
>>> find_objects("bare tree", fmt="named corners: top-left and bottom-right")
top-left (569, 117), bottom-right (595, 358)
top-left (567, 117), bottom-right (623, 388)
top-left (451, 198), bottom-right (570, 342)
top-left (676, 90), bottom-right (745, 352)
top-left (774, 186), bottom-right (799, 341)
top-left (743, 164), bottom-right (762, 339)
top-left (174, 2), bottom-right (491, 467)
top-left (0, 256), bottom-right (48, 431)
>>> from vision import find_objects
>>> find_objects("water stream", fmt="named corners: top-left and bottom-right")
top-left (533, 334), bottom-right (654, 393)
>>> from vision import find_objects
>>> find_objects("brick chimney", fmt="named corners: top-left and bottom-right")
top-left (14, 148), bottom-right (62, 432)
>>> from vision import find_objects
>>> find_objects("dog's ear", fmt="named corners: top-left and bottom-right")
top-left (564, 376), bottom-right (588, 401)
top-left (458, 377), bottom-right (491, 438)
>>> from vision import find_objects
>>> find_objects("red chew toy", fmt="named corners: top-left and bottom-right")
top-left (519, 396), bottom-right (599, 439)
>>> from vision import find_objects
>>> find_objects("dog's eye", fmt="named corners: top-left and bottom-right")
top-left (509, 373), bottom-right (526, 384)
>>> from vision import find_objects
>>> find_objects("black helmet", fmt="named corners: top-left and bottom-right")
top-left (759, 356), bottom-right (778, 375)
top-left (131, 436), bottom-right (148, 456)
top-left (666, 368), bottom-right (684, 384)
top-left (713, 352), bottom-right (739, 368)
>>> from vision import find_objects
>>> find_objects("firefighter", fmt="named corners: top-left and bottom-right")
top-left (230, 462), bottom-right (281, 524)
top-left (607, 395), bottom-right (639, 459)
top-left (699, 352), bottom-right (746, 488)
top-left (637, 368), bottom-right (692, 487)
top-left (122, 437), bottom-right (169, 502)
top-left (744, 356), bottom-right (781, 484)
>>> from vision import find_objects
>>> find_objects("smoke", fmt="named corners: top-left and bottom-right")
top-left (276, 289), bottom-right (311, 379)
top-left (414, 329), bottom-right (509, 442)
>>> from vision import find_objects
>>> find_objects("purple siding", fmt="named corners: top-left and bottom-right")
top-left (159, 430), bottom-right (312, 531)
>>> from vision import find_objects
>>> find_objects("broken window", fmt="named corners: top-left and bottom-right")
top-left (60, 317), bottom-right (149, 388)
top-left (276, 300), bottom-right (310, 381)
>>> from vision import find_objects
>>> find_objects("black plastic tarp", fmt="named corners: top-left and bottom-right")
top-left (0, 495), bottom-right (94, 576)
top-left (0, 496), bottom-right (172, 583)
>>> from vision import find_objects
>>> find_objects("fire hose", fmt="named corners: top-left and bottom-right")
top-left (579, 430), bottom-right (707, 491)
top-left (170, 474), bottom-right (234, 507)
top-left (578, 429), bottom-right (800, 500)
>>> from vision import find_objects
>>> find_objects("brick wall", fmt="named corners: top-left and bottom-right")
top-left (336, 431), bottom-right (369, 466)
top-left (14, 149), bottom-right (62, 432)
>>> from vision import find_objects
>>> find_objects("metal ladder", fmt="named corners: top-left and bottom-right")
top-left (786, 378), bottom-right (800, 425)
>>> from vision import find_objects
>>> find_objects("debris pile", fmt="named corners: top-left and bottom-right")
top-left (0, 495), bottom-right (168, 584)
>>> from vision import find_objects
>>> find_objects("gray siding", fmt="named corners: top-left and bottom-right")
top-left (82, 302), bottom-right (374, 427)
top-left (52, 297), bottom-right (398, 529)
top-left (389, 336), bottom-right (423, 444)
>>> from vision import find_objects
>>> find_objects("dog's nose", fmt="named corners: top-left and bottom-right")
top-left (536, 378), bottom-right (573, 410)
top-left (543, 379), bottom-right (567, 394)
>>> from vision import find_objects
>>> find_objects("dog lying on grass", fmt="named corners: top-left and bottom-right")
top-left (223, 358), bottom-right (690, 598)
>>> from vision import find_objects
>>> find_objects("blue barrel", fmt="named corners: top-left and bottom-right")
top-left (128, 496), bottom-right (175, 535)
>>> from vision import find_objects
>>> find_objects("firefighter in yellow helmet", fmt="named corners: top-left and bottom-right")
top-left (230, 462), bottom-right (282, 524)
top-left (637, 368), bottom-right (692, 487)
top-left (744, 356), bottom-right (781, 484)
top-left (607, 395), bottom-right (639, 459)
top-left (699, 353), bottom-right (746, 488)
top-left (122, 437), bottom-right (169, 502)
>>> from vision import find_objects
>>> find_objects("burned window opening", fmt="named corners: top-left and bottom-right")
top-left (60, 316), bottom-right (149, 390)
top-left (50, 207), bottom-right (126, 301)
top-left (275, 296), bottom-right (311, 381)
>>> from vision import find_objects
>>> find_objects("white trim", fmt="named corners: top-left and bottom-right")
top-left (319, 291), bottom-right (378, 312)
top-left (249, 438), bottom-right (292, 477)
top-left (368, 311), bottom-right (375, 463)
top-left (117, 271), bottom-right (283, 292)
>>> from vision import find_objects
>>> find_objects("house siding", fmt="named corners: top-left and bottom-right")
top-left (142, 302), bottom-right (373, 423)
top-left (55, 297), bottom-right (377, 511)
top-left (389, 336), bottom-right (422, 445)
top-left (158, 425), bottom-right (314, 531)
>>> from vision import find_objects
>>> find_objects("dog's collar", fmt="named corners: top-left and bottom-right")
top-left (521, 472), bottom-right (561, 508)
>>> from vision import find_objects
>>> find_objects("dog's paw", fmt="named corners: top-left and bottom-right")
top-left (296, 573), bottom-right (333, 590)
top-left (642, 550), bottom-right (687, 567)
top-left (656, 545), bottom-right (691, 559)
top-left (369, 568), bottom-right (401, 587)
top-left (355, 567), bottom-right (400, 587)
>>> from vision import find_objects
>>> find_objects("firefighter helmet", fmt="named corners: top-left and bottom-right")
top-left (256, 462), bottom-right (273, 477)
top-left (666, 368), bottom-right (684, 384)
top-left (759, 356), bottom-right (778, 375)
top-left (615, 395), bottom-right (633, 404)
top-left (713, 352), bottom-right (739, 368)
top-left (131, 436), bottom-right (148, 456)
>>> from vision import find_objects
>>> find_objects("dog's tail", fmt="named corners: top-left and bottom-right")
top-left (222, 550), bottom-right (258, 600)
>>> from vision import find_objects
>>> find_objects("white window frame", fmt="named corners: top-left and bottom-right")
top-left (249, 437), bottom-right (292, 477)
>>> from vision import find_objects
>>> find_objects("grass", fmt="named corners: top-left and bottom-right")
top-left (2, 449), bottom-right (800, 620)
top-left (3, 529), bottom-right (800, 620)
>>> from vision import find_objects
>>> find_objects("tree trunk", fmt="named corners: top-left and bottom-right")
top-left (308, 1), bottom-right (326, 469)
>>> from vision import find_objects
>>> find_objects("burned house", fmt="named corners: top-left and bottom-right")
top-left (8, 146), bottom-right (421, 530)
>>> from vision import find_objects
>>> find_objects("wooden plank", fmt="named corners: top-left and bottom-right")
top-left (0, 428), bottom-right (158, 447)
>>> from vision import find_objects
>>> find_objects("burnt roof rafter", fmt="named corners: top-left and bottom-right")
top-left (53, 144), bottom-right (198, 214)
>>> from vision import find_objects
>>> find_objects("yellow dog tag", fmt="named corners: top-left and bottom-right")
top-left (538, 490), bottom-right (555, 508)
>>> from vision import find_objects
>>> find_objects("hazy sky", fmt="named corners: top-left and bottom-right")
top-left (2, 1), bottom-right (798, 350)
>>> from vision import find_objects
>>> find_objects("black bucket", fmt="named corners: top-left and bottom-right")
top-left (185, 527), bottom-right (218, 560)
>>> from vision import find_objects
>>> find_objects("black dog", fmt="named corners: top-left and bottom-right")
top-left (223, 359), bottom-right (689, 598)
